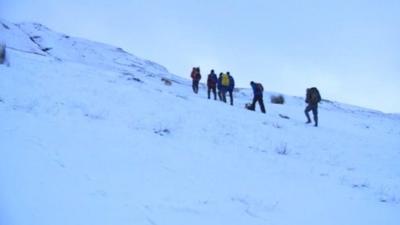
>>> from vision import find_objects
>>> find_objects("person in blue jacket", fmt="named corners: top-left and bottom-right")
top-left (227, 72), bottom-right (235, 105)
top-left (217, 73), bottom-right (223, 101)
top-left (247, 81), bottom-right (266, 113)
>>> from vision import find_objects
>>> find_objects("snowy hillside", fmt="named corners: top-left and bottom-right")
top-left (1, 19), bottom-right (399, 225)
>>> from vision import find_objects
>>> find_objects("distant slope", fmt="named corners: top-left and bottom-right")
top-left (1, 19), bottom-right (399, 225)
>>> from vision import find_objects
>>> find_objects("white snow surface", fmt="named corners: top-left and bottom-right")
top-left (1, 20), bottom-right (399, 225)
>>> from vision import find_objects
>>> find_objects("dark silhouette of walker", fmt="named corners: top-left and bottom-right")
top-left (304, 87), bottom-right (321, 127)
top-left (246, 81), bottom-right (266, 114)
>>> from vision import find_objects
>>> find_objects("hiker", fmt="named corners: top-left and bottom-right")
top-left (219, 72), bottom-right (230, 103)
top-left (227, 72), bottom-right (235, 105)
top-left (217, 73), bottom-right (223, 101)
top-left (190, 67), bottom-right (201, 94)
top-left (305, 87), bottom-right (321, 127)
top-left (247, 81), bottom-right (266, 113)
top-left (207, 70), bottom-right (218, 100)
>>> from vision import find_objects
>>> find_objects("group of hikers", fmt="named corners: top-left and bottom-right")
top-left (191, 67), bottom-right (235, 105)
top-left (191, 67), bottom-right (321, 127)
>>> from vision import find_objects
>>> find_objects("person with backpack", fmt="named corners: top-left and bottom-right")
top-left (227, 72), bottom-right (235, 105)
top-left (217, 73), bottom-right (223, 101)
top-left (190, 67), bottom-right (201, 94)
top-left (219, 72), bottom-right (230, 103)
top-left (207, 69), bottom-right (218, 100)
top-left (247, 81), bottom-right (266, 113)
top-left (305, 87), bottom-right (321, 127)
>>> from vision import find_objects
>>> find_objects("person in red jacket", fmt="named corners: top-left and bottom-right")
top-left (191, 67), bottom-right (201, 94)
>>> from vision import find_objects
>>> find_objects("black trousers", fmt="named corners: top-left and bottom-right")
top-left (250, 95), bottom-right (266, 113)
top-left (228, 90), bottom-right (234, 105)
top-left (192, 80), bottom-right (199, 94)
top-left (305, 104), bottom-right (318, 125)
top-left (208, 86), bottom-right (217, 100)
top-left (218, 89), bottom-right (226, 103)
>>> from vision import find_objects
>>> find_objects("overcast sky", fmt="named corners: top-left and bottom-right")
top-left (1, 0), bottom-right (399, 112)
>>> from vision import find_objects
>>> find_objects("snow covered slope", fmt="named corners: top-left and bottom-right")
top-left (1, 19), bottom-right (399, 225)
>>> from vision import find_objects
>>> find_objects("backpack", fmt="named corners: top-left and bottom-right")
top-left (221, 74), bottom-right (230, 86)
top-left (307, 87), bottom-right (321, 104)
top-left (191, 67), bottom-right (201, 81)
top-left (196, 72), bottom-right (201, 81)
top-left (256, 83), bottom-right (264, 92)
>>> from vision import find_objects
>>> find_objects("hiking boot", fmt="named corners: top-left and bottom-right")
top-left (306, 120), bottom-right (311, 124)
